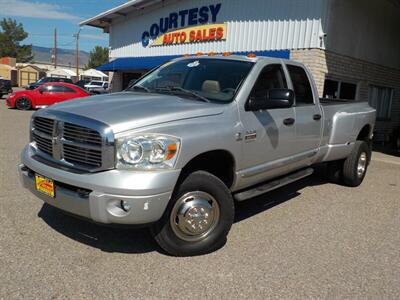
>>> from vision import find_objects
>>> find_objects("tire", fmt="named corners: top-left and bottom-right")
top-left (15, 97), bottom-right (32, 110)
top-left (151, 171), bottom-right (235, 256)
top-left (342, 141), bottom-right (370, 187)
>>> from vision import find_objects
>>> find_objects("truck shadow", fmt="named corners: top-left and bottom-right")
top-left (38, 165), bottom-right (329, 254)
top-left (38, 205), bottom-right (158, 254)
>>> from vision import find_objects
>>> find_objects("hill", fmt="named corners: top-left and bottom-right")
top-left (32, 46), bottom-right (89, 67)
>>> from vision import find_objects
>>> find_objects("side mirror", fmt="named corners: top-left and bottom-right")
top-left (39, 89), bottom-right (44, 94)
top-left (246, 88), bottom-right (294, 111)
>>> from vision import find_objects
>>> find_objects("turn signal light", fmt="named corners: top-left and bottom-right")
top-left (222, 52), bottom-right (232, 56)
top-left (196, 52), bottom-right (204, 56)
top-left (247, 53), bottom-right (257, 58)
top-left (208, 52), bottom-right (216, 56)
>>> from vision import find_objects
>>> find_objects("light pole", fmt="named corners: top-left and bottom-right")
top-left (73, 28), bottom-right (82, 81)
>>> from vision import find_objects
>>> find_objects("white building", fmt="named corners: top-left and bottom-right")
top-left (81, 0), bottom-right (400, 141)
top-left (47, 68), bottom-right (76, 79)
top-left (80, 69), bottom-right (109, 82)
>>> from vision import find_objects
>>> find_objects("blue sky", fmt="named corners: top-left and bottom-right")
top-left (0, 0), bottom-right (128, 52)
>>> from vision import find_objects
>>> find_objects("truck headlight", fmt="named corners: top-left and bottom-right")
top-left (116, 135), bottom-right (180, 170)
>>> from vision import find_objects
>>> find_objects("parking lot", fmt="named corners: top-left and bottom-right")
top-left (0, 101), bottom-right (399, 299)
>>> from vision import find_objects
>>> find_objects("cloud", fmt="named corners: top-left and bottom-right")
top-left (0, 0), bottom-right (80, 22)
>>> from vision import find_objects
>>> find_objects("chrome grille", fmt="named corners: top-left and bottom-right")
top-left (32, 117), bottom-right (54, 155)
top-left (31, 115), bottom-right (114, 172)
top-left (63, 144), bottom-right (102, 167)
top-left (63, 122), bottom-right (102, 145)
top-left (33, 117), bottom-right (54, 135)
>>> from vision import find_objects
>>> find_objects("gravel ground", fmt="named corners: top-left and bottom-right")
top-left (0, 102), bottom-right (399, 299)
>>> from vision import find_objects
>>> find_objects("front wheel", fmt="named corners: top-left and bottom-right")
top-left (151, 171), bottom-right (234, 256)
top-left (15, 97), bottom-right (32, 110)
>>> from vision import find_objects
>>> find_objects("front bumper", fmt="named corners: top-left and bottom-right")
top-left (19, 145), bottom-right (181, 225)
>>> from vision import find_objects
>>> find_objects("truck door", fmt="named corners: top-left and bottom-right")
top-left (285, 64), bottom-right (323, 164)
top-left (236, 63), bottom-right (299, 188)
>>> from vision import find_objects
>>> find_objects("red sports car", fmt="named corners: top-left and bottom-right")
top-left (6, 82), bottom-right (90, 110)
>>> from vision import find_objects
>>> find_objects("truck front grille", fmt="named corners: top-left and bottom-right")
top-left (31, 115), bottom-right (114, 172)
top-left (63, 122), bottom-right (103, 146)
top-left (63, 144), bottom-right (102, 167)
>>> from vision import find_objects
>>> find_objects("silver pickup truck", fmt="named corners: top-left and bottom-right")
top-left (19, 55), bottom-right (376, 256)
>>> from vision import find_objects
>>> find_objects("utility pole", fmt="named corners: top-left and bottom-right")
top-left (54, 28), bottom-right (57, 68)
top-left (74, 29), bottom-right (81, 80)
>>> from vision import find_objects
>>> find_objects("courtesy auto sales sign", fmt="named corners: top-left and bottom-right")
top-left (150, 23), bottom-right (226, 47)
top-left (141, 3), bottom-right (224, 47)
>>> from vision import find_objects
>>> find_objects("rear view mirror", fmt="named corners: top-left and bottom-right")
top-left (246, 88), bottom-right (295, 111)
top-left (266, 89), bottom-right (295, 108)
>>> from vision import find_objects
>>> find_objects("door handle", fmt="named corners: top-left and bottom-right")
top-left (283, 118), bottom-right (295, 126)
top-left (313, 114), bottom-right (322, 120)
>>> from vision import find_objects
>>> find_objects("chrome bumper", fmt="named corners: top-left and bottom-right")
top-left (19, 145), bottom-right (181, 225)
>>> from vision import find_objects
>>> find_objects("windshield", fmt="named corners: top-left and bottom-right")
top-left (129, 58), bottom-right (254, 103)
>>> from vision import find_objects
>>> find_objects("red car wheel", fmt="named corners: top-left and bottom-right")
top-left (15, 97), bottom-right (32, 110)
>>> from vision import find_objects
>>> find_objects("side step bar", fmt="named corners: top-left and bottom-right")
top-left (234, 168), bottom-right (314, 202)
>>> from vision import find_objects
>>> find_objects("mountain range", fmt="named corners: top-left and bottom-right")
top-left (32, 46), bottom-right (89, 67)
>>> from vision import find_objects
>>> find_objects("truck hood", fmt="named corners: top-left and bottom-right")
top-left (49, 92), bottom-right (224, 133)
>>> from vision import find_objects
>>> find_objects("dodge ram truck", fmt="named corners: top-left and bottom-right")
top-left (19, 54), bottom-right (376, 256)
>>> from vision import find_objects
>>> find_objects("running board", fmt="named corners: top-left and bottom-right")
top-left (234, 168), bottom-right (314, 202)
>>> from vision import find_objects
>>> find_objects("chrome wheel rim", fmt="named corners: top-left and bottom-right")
top-left (357, 152), bottom-right (367, 178)
top-left (170, 191), bottom-right (220, 242)
top-left (16, 97), bottom-right (30, 110)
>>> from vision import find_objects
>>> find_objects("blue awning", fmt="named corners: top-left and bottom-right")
top-left (97, 50), bottom-right (290, 72)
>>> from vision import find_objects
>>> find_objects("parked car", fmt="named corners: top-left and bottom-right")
top-left (75, 79), bottom-right (91, 89)
top-left (18, 55), bottom-right (376, 256)
top-left (84, 80), bottom-right (109, 94)
top-left (26, 77), bottom-right (73, 90)
top-left (7, 82), bottom-right (90, 110)
top-left (0, 79), bottom-right (13, 98)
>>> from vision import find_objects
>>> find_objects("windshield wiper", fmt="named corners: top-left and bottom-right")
top-left (155, 86), bottom-right (210, 103)
top-left (130, 85), bottom-right (151, 93)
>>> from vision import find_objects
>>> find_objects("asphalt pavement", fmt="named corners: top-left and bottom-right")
top-left (0, 101), bottom-right (399, 299)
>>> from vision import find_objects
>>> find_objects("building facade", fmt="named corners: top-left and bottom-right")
top-left (81, 0), bottom-right (400, 141)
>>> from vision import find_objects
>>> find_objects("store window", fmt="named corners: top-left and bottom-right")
top-left (369, 85), bottom-right (393, 120)
top-left (323, 79), bottom-right (358, 100)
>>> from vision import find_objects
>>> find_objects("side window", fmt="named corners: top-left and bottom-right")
top-left (287, 65), bottom-right (314, 105)
top-left (63, 86), bottom-right (76, 93)
top-left (47, 85), bottom-right (65, 93)
top-left (40, 86), bottom-right (51, 92)
top-left (250, 64), bottom-right (287, 101)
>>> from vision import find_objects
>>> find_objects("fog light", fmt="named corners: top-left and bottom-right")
top-left (120, 200), bottom-right (131, 212)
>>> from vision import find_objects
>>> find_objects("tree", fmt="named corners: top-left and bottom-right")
top-left (0, 18), bottom-right (33, 62)
top-left (85, 46), bottom-right (109, 69)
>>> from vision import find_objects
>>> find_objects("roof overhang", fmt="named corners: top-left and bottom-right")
top-left (80, 0), bottom-right (162, 31)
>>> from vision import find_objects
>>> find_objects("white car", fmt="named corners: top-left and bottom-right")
top-left (85, 80), bottom-right (108, 89)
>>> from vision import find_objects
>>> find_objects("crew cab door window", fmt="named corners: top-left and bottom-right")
top-left (286, 64), bottom-right (322, 158)
top-left (249, 64), bottom-right (287, 103)
top-left (287, 65), bottom-right (314, 105)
